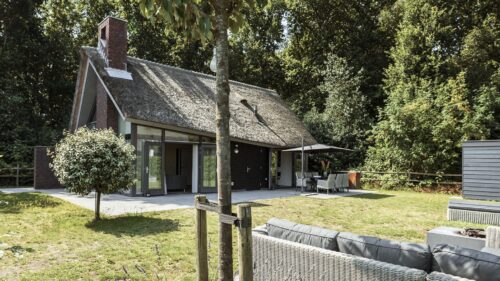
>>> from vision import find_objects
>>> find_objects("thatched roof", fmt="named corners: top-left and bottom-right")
top-left (82, 47), bottom-right (316, 148)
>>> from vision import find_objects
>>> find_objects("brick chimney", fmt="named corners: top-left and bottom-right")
top-left (98, 17), bottom-right (127, 70)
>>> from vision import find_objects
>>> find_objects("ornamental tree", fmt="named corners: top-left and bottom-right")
top-left (51, 128), bottom-right (135, 221)
top-left (138, 1), bottom-right (255, 279)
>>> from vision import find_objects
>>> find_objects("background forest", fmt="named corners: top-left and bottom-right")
top-left (0, 0), bottom-right (499, 178)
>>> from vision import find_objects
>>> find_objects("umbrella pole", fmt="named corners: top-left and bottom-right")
top-left (301, 136), bottom-right (304, 193)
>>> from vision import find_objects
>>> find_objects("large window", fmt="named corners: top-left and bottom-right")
top-left (202, 147), bottom-right (216, 188)
top-left (136, 126), bottom-right (162, 194)
top-left (164, 130), bottom-right (198, 143)
top-left (133, 124), bottom-right (219, 195)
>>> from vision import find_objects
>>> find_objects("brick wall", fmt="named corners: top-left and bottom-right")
top-left (34, 146), bottom-right (63, 189)
top-left (96, 81), bottom-right (118, 132)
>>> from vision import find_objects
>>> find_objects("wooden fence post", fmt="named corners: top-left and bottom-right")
top-left (195, 195), bottom-right (209, 281)
top-left (237, 203), bottom-right (253, 281)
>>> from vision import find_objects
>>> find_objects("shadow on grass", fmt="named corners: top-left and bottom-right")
top-left (349, 193), bottom-right (394, 200)
top-left (85, 216), bottom-right (180, 237)
top-left (5, 245), bottom-right (35, 257)
top-left (0, 193), bottom-right (60, 214)
top-left (234, 201), bottom-right (270, 208)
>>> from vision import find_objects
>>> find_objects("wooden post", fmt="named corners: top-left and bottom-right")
top-left (237, 203), bottom-right (253, 281)
top-left (195, 195), bottom-right (209, 281)
top-left (16, 164), bottom-right (19, 187)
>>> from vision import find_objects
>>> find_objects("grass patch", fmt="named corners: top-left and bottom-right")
top-left (0, 189), bottom-right (485, 280)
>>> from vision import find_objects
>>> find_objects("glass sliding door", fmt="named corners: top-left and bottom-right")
top-left (143, 141), bottom-right (164, 195)
top-left (136, 126), bottom-right (163, 196)
top-left (199, 145), bottom-right (217, 193)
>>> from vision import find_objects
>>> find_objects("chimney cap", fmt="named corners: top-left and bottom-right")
top-left (98, 16), bottom-right (128, 27)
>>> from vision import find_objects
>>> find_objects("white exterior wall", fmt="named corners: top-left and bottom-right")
top-left (192, 144), bottom-right (199, 193)
top-left (118, 117), bottom-right (131, 136)
top-left (277, 151), bottom-right (293, 187)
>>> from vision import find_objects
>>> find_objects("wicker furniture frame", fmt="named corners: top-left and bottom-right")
top-left (252, 232), bottom-right (474, 281)
top-left (447, 200), bottom-right (500, 226)
top-left (486, 226), bottom-right (500, 248)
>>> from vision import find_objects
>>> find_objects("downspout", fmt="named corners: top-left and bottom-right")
top-left (301, 136), bottom-right (304, 193)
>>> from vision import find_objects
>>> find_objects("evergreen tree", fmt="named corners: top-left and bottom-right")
top-left (281, 0), bottom-right (393, 116)
top-left (304, 54), bottom-right (371, 169)
top-left (364, 0), bottom-right (499, 180)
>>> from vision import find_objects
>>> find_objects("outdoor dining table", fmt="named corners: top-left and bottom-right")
top-left (308, 175), bottom-right (324, 190)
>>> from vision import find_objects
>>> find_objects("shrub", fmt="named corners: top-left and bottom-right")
top-left (51, 128), bottom-right (135, 220)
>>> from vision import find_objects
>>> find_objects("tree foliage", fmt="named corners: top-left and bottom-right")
top-left (303, 54), bottom-right (371, 169)
top-left (0, 0), bottom-right (74, 164)
top-left (281, 0), bottom-right (393, 116)
top-left (51, 128), bottom-right (135, 220)
top-left (364, 0), bottom-right (499, 181)
top-left (1, 0), bottom-right (499, 185)
top-left (228, 0), bottom-right (286, 90)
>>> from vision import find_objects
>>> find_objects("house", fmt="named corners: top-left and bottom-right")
top-left (69, 16), bottom-right (316, 196)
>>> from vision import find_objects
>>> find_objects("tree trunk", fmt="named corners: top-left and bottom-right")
top-left (214, 1), bottom-right (233, 280)
top-left (95, 190), bottom-right (101, 221)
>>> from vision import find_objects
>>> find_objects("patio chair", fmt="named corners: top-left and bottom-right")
top-left (317, 174), bottom-right (336, 194)
top-left (335, 174), bottom-right (350, 192)
top-left (295, 172), bottom-right (312, 192)
top-left (306, 172), bottom-right (318, 191)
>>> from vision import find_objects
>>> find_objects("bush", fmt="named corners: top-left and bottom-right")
top-left (51, 128), bottom-right (136, 220)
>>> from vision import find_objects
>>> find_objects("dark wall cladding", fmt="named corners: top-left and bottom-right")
top-left (231, 141), bottom-right (269, 190)
top-left (34, 146), bottom-right (63, 189)
top-left (462, 140), bottom-right (500, 201)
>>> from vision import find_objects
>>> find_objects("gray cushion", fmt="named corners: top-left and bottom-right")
top-left (266, 218), bottom-right (339, 251)
top-left (252, 225), bottom-right (268, 236)
top-left (337, 232), bottom-right (432, 272)
top-left (448, 200), bottom-right (500, 213)
top-left (481, 247), bottom-right (500, 256)
top-left (432, 244), bottom-right (500, 281)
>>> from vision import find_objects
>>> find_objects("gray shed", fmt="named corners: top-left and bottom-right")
top-left (462, 140), bottom-right (500, 201)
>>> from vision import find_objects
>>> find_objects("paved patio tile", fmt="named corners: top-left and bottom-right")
top-left (0, 187), bottom-right (373, 216)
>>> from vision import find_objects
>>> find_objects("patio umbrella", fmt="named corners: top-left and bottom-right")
top-left (282, 143), bottom-right (354, 153)
top-left (284, 142), bottom-right (354, 192)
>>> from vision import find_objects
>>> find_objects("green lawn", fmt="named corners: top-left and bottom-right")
top-left (0, 190), bottom-right (485, 280)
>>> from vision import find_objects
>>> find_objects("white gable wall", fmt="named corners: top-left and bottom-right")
top-left (76, 62), bottom-right (97, 128)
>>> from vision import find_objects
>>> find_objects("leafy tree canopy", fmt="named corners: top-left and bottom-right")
top-left (364, 0), bottom-right (499, 181)
top-left (51, 128), bottom-right (135, 220)
top-left (304, 54), bottom-right (371, 169)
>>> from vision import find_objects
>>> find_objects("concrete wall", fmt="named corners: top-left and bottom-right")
top-left (462, 140), bottom-right (500, 201)
top-left (34, 146), bottom-right (63, 189)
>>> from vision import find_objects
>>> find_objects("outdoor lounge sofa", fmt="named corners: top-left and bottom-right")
top-left (252, 218), bottom-right (500, 281)
top-left (448, 200), bottom-right (500, 226)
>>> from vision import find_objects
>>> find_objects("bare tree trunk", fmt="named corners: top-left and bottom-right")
top-left (214, 1), bottom-right (233, 280)
top-left (95, 191), bottom-right (101, 221)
